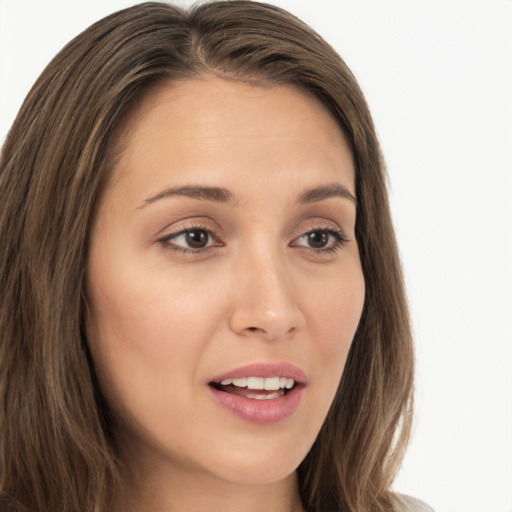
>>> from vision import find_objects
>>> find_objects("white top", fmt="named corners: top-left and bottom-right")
top-left (395, 494), bottom-right (434, 511)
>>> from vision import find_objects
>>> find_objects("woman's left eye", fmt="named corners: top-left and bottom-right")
top-left (160, 228), bottom-right (217, 252)
top-left (292, 229), bottom-right (347, 251)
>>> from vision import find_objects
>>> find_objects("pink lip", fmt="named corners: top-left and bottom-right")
top-left (207, 362), bottom-right (306, 424)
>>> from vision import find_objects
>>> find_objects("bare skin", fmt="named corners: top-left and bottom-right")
top-left (85, 77), bottom-right (365, 512)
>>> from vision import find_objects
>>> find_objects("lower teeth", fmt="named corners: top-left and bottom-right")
top-left (246, 391), bottom-right (284, 400)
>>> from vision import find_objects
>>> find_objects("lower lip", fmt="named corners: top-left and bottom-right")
top-left (208, 385), bottom-right (304, 424)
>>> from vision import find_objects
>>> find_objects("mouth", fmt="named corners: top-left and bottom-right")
top-left (209, 376), bottom-right (298, 400)
top-left (207, 363), bottom-right (306, 424)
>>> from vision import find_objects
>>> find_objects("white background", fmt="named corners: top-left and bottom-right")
top-left (1, 1), bottom-right (511, 511)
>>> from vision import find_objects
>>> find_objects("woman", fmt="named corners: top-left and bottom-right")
top-left (0, 2), bottom-right (432, 511)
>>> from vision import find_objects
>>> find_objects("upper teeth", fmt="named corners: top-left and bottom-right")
top-left (220, 377), bottom-right (295, 390)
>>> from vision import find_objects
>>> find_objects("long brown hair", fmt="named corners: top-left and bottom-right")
top-left (0, 2), bottom-right (413, 511)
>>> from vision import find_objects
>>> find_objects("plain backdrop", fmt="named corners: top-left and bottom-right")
top-left (1, 1), bottom-right (511, 511)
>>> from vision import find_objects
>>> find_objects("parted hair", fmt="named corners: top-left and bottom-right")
top-left (0, 2), bottom-right (414, 511)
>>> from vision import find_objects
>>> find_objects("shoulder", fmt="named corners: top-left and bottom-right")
top-left (393, 493), bottom-right (435, 512)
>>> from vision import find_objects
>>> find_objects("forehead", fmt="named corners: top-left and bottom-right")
top-left (108, 77), bottom-right (355, 198)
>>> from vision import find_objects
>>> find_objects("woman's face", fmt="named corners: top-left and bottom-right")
top-left (85, 78), bottom-right (365, 487)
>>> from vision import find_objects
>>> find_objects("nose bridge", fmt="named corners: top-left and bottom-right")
top-left (229, 234), bottom-right (304, 339)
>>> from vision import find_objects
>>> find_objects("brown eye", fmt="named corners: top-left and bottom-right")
top-left (306, 231), bottom-right (329, 248)
top-left (293, 229), bottom-right (347, 252)
top-left (184, 229), bottom-right (210, 248)
top-left (161, 228), bottom-right (216, 252)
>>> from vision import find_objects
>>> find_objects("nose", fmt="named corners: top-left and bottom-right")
top-left (228, 246), bottom-right (306, 341)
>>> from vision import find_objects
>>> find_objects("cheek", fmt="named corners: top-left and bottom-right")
top-left (309, 265), bottom-right (365, 356)
top-left (87, 244), bottom-right (216, 344)
top-left (286, 263), bottom-right (364, 459)
top-left (303, 263), bottom-right (365, 404)
top-left (84, 255), bottom-right (221, 418)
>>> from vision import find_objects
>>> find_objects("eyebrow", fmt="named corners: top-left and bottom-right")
top-left (297, 183), bottom-right (357, 206)
top-left (139, 182), bottom-right (357, 209)
top-left (139, 185), bottom-right (234, 208)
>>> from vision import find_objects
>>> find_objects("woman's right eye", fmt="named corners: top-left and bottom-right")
top-left (159, 228), bottom-right (217, 252)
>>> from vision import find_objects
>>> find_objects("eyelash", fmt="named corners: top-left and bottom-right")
top-left (158, 225), bottom-right (348, 255)
top-left (292, 228), bottom-right (348, 254)
top-left (158, 223), bottom-right (218, 254)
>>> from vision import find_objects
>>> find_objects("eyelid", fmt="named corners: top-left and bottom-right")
top-left (155, 217), bottom-right (349, 255)
top-left (157, 221), bottom-right (223, 253)
top-left (291, 228), bottom-right (348, 251)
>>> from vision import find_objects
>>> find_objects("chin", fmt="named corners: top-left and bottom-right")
top-left (195, 431), bottom-right (311, 487)
top-left (211, 459), bottom-right (300, 487)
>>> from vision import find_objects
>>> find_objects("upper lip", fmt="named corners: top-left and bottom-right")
top-left (209, 362), bottom-right (307, 385)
